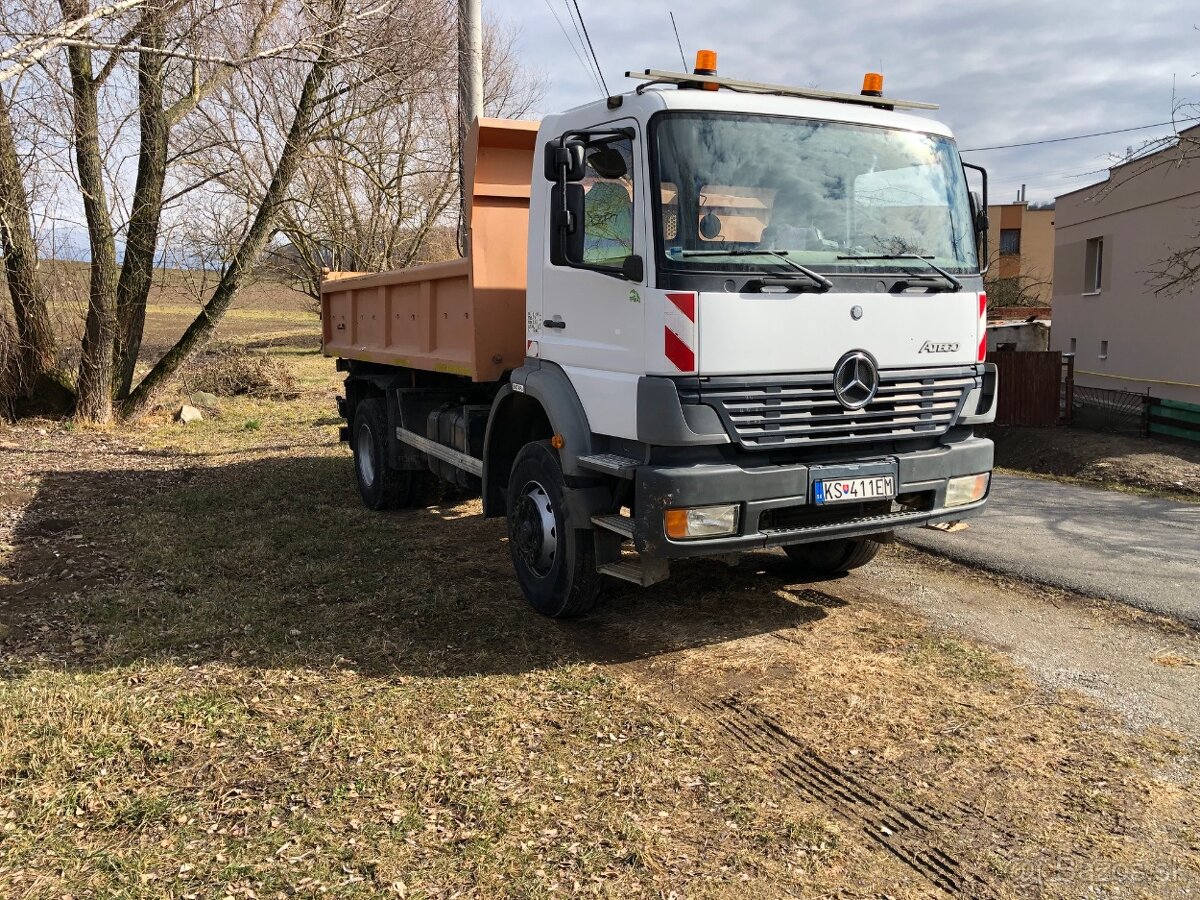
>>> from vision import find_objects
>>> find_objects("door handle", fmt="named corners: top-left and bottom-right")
top-left (543, 319), bottom-right (567, 329)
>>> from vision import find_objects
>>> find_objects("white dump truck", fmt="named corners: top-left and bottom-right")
top-left (322, 56), bottom-right (998, 617)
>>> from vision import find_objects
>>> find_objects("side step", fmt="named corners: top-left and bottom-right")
top-left (597, 557), bottom-right (669, 587)
top-left (591, 512), bottom-right (668, 587)
top-left (578, 453), bottom-right (642, 479)
top-left (591, 513), bottom-right (633, 539)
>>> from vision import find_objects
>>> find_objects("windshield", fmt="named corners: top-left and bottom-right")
top-left (652, 113), bottom-right (978, 276)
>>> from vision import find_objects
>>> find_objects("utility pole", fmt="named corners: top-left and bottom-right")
top-left (458, 0), bottom-right (483, 256)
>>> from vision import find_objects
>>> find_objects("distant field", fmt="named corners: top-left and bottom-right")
top-left (12, 260), bottom-right (319, 364)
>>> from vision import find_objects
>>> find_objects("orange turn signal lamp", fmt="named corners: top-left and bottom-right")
top-left (693, 49), bottom-right (719, 91)
top-left (861, 72), bottom-right (884, 97)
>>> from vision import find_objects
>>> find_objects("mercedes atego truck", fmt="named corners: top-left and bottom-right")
top-left (322, 56), bottom-right (998, 617)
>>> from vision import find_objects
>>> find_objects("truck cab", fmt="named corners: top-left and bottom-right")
top-left (325, 63), bottom-right (997, 618)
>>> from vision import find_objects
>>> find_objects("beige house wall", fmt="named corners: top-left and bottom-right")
top-left (1051, 129), bottom-right (1200, 405)
top-left (986, 203), bottom-right (1055, 304)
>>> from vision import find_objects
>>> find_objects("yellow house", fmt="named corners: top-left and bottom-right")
top-left (986, 202), bottom-right (1056, 305)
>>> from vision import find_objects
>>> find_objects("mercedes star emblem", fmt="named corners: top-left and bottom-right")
top-left (833, 351), bottom-right (880, 410)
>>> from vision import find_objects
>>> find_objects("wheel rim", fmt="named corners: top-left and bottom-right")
top-left (511, 479), bottom-right (557, 577)
top-left (356, 421), bottom-right (376, 486)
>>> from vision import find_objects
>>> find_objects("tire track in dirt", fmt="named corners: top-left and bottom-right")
top-left (593, 586), bottom-right (1014, 898)
top-left (700, 693), bottom-right (997, 897)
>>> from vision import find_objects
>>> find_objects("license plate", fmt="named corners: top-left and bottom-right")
top-left (814, 475), bottom-right (896, 505)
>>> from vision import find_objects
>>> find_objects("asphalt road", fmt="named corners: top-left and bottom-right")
top-left (902, 474), bottom-right (1200, 626)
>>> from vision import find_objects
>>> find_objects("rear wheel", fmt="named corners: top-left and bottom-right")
top-left (352, 398), bottom-right (410, 510)
top-left (506, 440), bottom-right (602, 618)
top-left (783, 537), bottom-right (880, 574)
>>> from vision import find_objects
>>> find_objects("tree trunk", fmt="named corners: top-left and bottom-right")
top-left (0, 87), bottom-right (57, 393)
top-left (62, 0), bottom-right (119, 424)
top-left (122, 0), bottom-right (345, 419)
top-left (112, 8), bottom-right (167, 400)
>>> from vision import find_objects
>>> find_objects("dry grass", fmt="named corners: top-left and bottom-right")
top-left (2, 301), bottom-right (1200, 898)
top-left (180, 344), bottom-right (299, 400)
top-left (990, 425), bottom-right (1200, 501)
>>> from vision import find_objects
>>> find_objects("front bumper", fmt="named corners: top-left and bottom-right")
top-left (632, 436), bottom-right (993, 558)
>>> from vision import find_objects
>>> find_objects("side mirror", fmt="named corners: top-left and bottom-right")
top-left (550, 182), bottom-right (585, 265)
top-left (621, 254), bottom-right (644, 283)
top-left (969, 190), bottom-right (989, 234)
top-left (963, 161), bottom-right (990, 274)
top-left (543, 139), bottom-right (586, 182)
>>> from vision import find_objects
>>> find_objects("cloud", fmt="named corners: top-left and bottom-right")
top-left (489, 0), bottom-right (1199, 202)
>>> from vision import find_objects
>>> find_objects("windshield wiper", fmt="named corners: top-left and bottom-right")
top-left (836, 253), bottom-right (964, 291)
top-left (677, 249), bottom-right (833, 292)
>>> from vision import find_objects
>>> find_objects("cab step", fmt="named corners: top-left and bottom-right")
top-left (598, 556), bottom-right (669, 587)
top-left (591, 513), bottom-right (634, 539)
top-left (578, 453), bottom-right (641, 478)
top-left (590, 512), bottom-right (668, 586)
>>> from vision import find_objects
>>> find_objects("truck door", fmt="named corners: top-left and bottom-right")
top-left (538, 121), bottom-right (646, 439)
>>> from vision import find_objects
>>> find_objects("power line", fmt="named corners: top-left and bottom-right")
top-left (669, 11), bottom-right (687, 70)
top-left (961, 116), bottom-right (1200, 152)
top-left (541, 0), bottom-right (603, 95)
top-left (569, 0), bottom-right (609, 96)
top-left (562, 0), bottom-right (604, 96)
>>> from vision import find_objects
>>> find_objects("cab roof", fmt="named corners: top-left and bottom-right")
top-left (550, 82), bottom-right (955, 140)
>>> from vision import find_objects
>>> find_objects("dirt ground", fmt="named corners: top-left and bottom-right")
top-left (989, 424), bottom-right (1200, 500)
top-left (2, 337), bottom-right (1200, 898)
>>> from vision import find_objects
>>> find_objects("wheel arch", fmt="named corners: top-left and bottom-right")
top-left (481, 364), bottom-right (595, 517)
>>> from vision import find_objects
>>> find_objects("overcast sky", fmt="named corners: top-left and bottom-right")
top-left (488, 0), bottom-right (1200, 204)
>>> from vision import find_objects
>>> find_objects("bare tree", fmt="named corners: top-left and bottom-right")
top-left (1, 0), bottom-right (489, 421)
top-left (232, 17), bottom-right (543, 300)
top-left (0, 85), bottom-right (56, 396)
top-left (983, 248), bottom-right (1053, 310)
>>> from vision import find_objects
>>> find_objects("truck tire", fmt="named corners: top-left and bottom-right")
top-left (352, 398), bottom-right (409, 510)
top-left (506, 440), bottom-right (602, 618)
top-left (783, 537), bottom-right (880, 574)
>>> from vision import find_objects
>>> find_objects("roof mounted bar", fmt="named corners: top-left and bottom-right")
top-left (624, 69), bottom-right (939, 111)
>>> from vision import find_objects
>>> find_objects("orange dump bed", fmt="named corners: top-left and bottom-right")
top-left (320, 118), bottom-right (538, 381)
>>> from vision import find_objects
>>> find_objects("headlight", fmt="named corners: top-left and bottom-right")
top-left (664, 504), bottom-right (739, 540)
top-left (945, 473), bottom-right (990, 508)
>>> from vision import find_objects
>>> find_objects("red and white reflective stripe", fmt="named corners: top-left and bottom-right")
top-left (977, 291), bottom-right (988, 362)
top-left (664, 291), bottom-right (697, 372)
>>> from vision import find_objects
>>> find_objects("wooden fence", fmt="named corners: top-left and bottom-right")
top-left (991, 350), bottom-right (1065, 426)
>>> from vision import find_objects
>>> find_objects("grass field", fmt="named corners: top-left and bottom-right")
top-left (2, 285), bottom-right (1199, 898)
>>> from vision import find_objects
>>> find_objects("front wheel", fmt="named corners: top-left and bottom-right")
top-left (783, 537), bottom-right (880, 575)
top-left (506, 440), bottom-right (602, 618)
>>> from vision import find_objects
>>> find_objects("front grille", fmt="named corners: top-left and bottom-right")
top-left (680, 366), bottom-right (977, 450)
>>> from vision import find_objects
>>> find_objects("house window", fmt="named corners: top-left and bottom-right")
top-left (1085, 237), bottom-right (1104, 292)
top-left (999, 228), bottom-right (1021, 255)
top-left (1069, 338), bottom-right (1076, 354)
top-left (1099, 340), bottom-right (1109, 360)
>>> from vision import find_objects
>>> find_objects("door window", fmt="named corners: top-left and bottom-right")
top-left (580, 137), bottom-right (635, 267)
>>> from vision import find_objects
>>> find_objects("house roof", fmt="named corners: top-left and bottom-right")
top-left (1055, 122), bottom-right (1200, 201)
